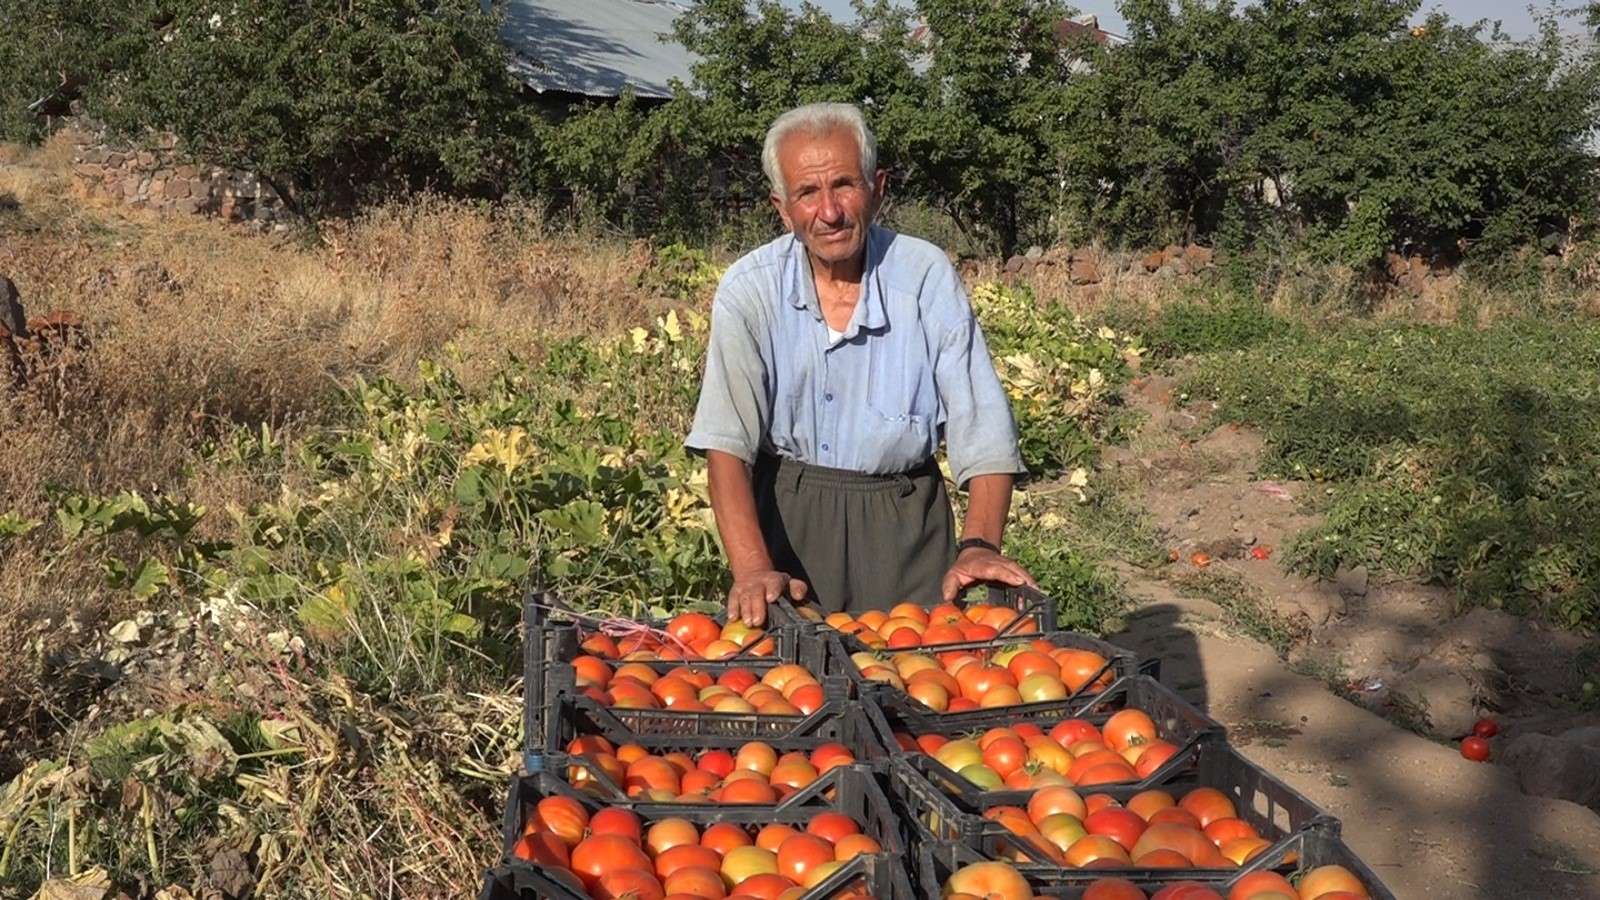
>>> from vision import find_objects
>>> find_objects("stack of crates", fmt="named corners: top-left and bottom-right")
top-left (482, 585), bottom-right (1395, 900)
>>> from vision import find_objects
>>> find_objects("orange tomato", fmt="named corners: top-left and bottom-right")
top-left (1102, 709), bottom-right (1159, 753)
top-left (593, 868), bottom-right (665, 900)
top-left (530, 795), bottom-right (589, 847)
top-left (654, 843), bottom-right (725, 878)
top-left (1296, 865), bottom-right (1370, 899)
top-left (1177, 787), bottom-right (1237, 828)
top-left (589, 806), bottom-right (643, 842)
top-left (1084, 807), bottom-right (1147, 852)
top-left (1228, 871), bottom-right (1297, 900)
top-left (662, 865), bottom-right (727, 899)
top-left (700, 822), bottom-right (754, 858)
top-left (1054, 649), bottom-right (1113, 693)
top-left (569, 835), bottom-right (652, 890)
top-left (775, 833), bottom-right (835, 884)
top-left (806, 811), bottom-right (860, 843)
top-left (1028, 785), bottom-right (1088, 823)
top-left (512, 830), bottom-right (569, 867)
top-left (1064, 834), bottom-right (1133, 867)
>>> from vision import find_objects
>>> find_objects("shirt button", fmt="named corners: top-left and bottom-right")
top-left (821, 443), bottom-right (829, 452)
top-left (825, 393), bottom-right (834, 402)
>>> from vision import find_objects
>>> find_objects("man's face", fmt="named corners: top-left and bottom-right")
top-left (770, 128), bottom-right (887, 269)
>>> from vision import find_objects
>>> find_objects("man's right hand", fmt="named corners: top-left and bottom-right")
top-left (728, 569), bottom-right (808, 628)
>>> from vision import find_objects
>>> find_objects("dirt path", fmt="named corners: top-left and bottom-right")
top-left (1099, 370), bottom-right (1600, 899)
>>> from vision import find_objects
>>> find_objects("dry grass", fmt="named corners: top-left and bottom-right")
top-left (0, 139), bottom-right (661, 771)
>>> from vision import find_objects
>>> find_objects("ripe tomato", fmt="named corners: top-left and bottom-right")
top-left (589, 806), bottom-right (644, 842)
top-left (775, 833), bottom-right (835, 884)
top-left (983, 737), bottom-right (1030, 778)
top-left (512, 830), bottom-right (569, 867)
top-left (806, 811), bottom-right (861, 843)
top-left (654, 843), bottom-right (724, 879)
top-left (667, 612), bottom-right (723, 649)
top-left (1460, 736), bottom-right (1491, 761)
top-left (570, 835), bottom-right (653, 889)
top-left (1102, 709), bottom-right (1159, 753)
top-left (593, 867), bottom-right (665, 900)
top-left (1250, 546), bottom-right (1272, 561)
top-left (1472, 717), bottom-right (1499, 739)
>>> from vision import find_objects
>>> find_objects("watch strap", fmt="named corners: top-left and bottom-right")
top-left (956, 537), bottom-right (1001, 556)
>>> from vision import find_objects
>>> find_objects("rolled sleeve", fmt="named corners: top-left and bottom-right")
top-left (931, 279), bottom-right (1027, 489)
top-left (685, 280), bottom-right (769, 463)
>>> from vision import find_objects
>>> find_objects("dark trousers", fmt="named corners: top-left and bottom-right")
top-left (752, 453), bottom-right (957, 615)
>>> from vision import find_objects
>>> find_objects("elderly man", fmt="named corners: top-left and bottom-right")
top-left (685, 102), bottom-right (1035, 626)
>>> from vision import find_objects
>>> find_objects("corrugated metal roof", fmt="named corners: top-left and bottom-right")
top-left (500, 0), bottom-right (698, 100)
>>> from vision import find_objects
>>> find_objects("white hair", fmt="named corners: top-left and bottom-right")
top-left (761, 103), bottom-right (878, 202)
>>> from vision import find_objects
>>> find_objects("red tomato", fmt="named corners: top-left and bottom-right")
top-left (1460, 736), bottom-right (1491, 762)
top-left (1250, 546), bottom-right (1271, 561)
top-left (1473, 717), bottom-right (1499, 739)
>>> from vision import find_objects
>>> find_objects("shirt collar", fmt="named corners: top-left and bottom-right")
top-left (786, 226), bottom-right (890, 337)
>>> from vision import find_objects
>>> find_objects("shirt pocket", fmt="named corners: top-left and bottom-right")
top-left (865, 342), bottom-right (938, 457)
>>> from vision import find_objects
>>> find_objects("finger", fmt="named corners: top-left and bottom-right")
top-left (941, 569), bottom-right (962, 602)
top-left (789, 578), bottom-right (808, 601)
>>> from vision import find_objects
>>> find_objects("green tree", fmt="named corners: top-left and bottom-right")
top-left (80, 0), bottom-right (540, 218)
top-left (0, 1), bottom-right (146, 143)
top-left (880, 0), bottom-right (1082, 255)
top-left (1056, 0), bottom-right (1600, 266)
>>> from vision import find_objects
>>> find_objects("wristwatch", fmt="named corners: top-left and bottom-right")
top-left (956, 537), bottom-right (1001, 556)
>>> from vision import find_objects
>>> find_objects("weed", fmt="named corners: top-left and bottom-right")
top-left (1169, 567), bottom-right (1308, 658)
top-left (1327, 773), bottom-right (1349, 788)
top-left (1531, 841), bottom-right (1600, 876)
top-left (1291, 655), bottom-right (1361, 704)
top-left (1180, 317), bottom-right (1600, 632)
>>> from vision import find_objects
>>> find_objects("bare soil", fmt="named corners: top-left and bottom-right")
top-left (1102, 368), bottom-right (1600, 898)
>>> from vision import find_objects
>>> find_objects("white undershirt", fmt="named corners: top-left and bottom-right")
top-left (827, 325), bottom-right (846, 345)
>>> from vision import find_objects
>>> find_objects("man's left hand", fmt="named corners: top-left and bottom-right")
top-left (941, 546), bottom-right (1037, 601)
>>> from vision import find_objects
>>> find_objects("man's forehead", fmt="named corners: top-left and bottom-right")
top-left (779, 130), bottom-right (864, 178)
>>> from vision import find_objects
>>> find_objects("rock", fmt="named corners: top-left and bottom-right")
top-left (1336, 565), bottom-right (1369, 598)
top-left (1500, 732), bottom-right (1600, 812)
top-left (1390, 661), bottom-right (1480, 738)
top-left (1156, 265), bottom-right (1178, 280)
top-left (1004, 255), bottom-right (1025, 273)
top-left (1290, 585), bottom-right (1344, 626)
top-left (1164, 243), bottom-right (1184, 259)
top-left (1186, 245), bottom-right (1214, 268)
top-left (1025, 245), bottom-right (1044, 260)
top-left (1070, 259), bottom-right (1101, 285)
top-left (1142, 251), bottom-right (1166, 272)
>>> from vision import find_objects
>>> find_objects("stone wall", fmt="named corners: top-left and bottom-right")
top-left (67, 122), bottom-right (285, 225)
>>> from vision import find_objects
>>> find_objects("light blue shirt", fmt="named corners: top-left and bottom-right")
top-left (685, 225), bottom-right (1025, 488)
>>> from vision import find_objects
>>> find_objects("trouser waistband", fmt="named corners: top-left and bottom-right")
top-left (755, 453), bottom-right (940, 496)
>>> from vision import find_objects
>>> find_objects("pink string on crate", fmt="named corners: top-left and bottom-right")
top-left (591, 615), bottom-right (698, 657)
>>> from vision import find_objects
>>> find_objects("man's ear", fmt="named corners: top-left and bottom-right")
top-left (869, 169), bottom-right (888, 216)
top-left (770, 191), bottom-right (793, 232)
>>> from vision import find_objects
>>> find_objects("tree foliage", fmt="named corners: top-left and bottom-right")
top-left (3, 0), bottom-right (540, 218)
top-left (3, 0), bottom-right (1597, 264)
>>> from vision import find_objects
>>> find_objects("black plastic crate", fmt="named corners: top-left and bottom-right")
top-left (771, 582), bottom-right (1062, 639)
top-left (493, 764), bottom-right (917, 900)
top-left (525, 590), bottom-right (824, 668)
top-left (913, 829), bottom-right (1396, 899)
top-left (889, 743), bottom-right (1339, 882)
top-left (872, 675), bottom-right (1227, 802)
top-left (523, 590), bottom-right (835, 763)
top-left (1231, 827), bottom-right (1398, 900)
top-left (543, 695), bottom-right (894, 808)
top-left (843, 628), bottom-right (1166, 734)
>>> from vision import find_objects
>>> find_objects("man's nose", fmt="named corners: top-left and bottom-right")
top-left (818, 188), bottom-right (845, 221)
